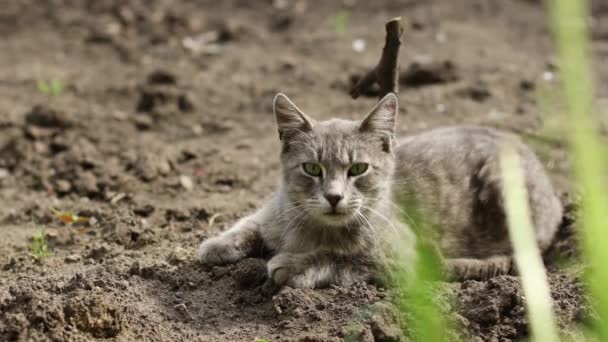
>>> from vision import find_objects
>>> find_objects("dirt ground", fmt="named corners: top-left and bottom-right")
top-left (1, 0), bottom-right (606, 341)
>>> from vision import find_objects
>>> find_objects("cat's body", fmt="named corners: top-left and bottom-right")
top-left (198, 93), bottom-right (562, 287)
top-left (394, 126), bottom-right (562, 279)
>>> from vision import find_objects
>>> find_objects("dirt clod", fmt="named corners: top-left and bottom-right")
top-left (25, 106), bottom-right (73, 129)
top-left (63, 295), bottom-right (123, 338)
top-left (233, 258), bottom-right (268, 288)
top-left (400, 60), bottom-right (459, 87)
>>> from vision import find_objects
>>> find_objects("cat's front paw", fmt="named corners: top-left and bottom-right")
top-left (267, 254), bottom-right (295, 286)
top-left (197, 237), bottom-right (245, 265)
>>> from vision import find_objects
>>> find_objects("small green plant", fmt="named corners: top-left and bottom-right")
top-left (253, 338), bottom-right (270, 342)
top-left (334, 10), bottom-right (350, 35)
top-left (37, 78), bottom-right (64, 97)
top-left (30, 228), bottom-right (51, 260)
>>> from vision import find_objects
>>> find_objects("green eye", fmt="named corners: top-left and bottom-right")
top-left (348, 163), bottom-right (368, 176)
top-left (303, 162), bottom-right (322, 177)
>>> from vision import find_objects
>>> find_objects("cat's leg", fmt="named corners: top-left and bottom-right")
top-left (198, 210), bottom-right (267, 265)
top-left (444, 256), bottom-right (514, 281)
top-left (267, 252), bottom-right (376, 288)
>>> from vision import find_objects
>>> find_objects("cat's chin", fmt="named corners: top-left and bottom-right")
top-left (318, 212), bottom-right (355, 227)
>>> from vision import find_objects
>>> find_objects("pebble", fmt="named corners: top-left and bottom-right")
top-left (174, 303), bottom-right (193, 320)
top-left (352, 39), bottom-right (366, 53)
top-left (158, 160), bottom-right (172, 176)
top-left (64, 254), bottom-right (81, 263)
top-left (110, 192), bottom-right (127, 204)
top-left (179, 175), bottom-right (194, 190)
top-left (129, 261), bottom-right (141, 276)
top-left (0, 168), bottom-right (9, 179)
top-left (168, 247), bottom-right (189, 265)
top-left (133, 204), bottom-right (155, 217)
top-left (55, 179), bottom-right (72, 193)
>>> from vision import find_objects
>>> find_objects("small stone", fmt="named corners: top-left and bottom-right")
top-left (45, 229), bottom-right (59, 239)
top-left (93, 279), bottom-right (106, 288)
top-left (136, 158), bottom-right (158, 182)
top-left (129, 261), bottom-right (141, 276)
top-left (110, 192), bottom-right (127, 204)
top-left (88, 216), bottom-right (98, 226)
top-left (133, 205), bottom-right (155, 217)
top-left (55, 179), bottom-right (72, 193)
top-left (147, 70), bottom-right (177, 85)
top-left (192, 124), bottom-right (203, 135)
top-left (168, 247), bottom-right (189, 265)
top-left (133, 114), bottom-right (153, 130)
top-left (519, 79), bottom-right (535, 91)
top-left (112, 111), bottom-right (129, 121)
top-left (178, 94), bottom-right (194, 112)
top-left (158, 160), bottom-right (172, 176)
top-left (352, 39), bottom-right (366, 53)
top-left (179, 175), bottom-right (194, 190)
top-left (174, 303), bottom-right (193, 321)
top-left (64, 254), bottom-right (81, 263)
top-left (0, 168), bottom-right (9, 179)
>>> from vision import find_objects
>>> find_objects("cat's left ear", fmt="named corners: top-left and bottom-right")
top-left (273, 93), bottom-right (315, 140)
top-left (359, 93), bottom-right (398, 152)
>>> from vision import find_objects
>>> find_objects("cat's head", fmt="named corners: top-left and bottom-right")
top-left (273, 93), bottom-right (397, 227)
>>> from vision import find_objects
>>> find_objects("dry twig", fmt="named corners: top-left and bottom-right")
top-left (349, 17), bottom-right (403, 100)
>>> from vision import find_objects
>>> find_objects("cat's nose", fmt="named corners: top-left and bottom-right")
top-left (324, 193), bottom-right (343, 207)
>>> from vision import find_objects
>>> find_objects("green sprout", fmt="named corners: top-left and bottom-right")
top-left (37, 78), bottom-right (64, 97)
top-left (335, 10), bottom-right (350, 35)
top-left (30, 228), bottom-right (52, 260)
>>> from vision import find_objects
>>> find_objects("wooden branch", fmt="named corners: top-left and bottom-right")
top-left (350, 17), bottom-right (403, 100)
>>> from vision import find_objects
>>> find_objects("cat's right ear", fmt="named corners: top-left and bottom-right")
top-left (273, 93), bottom-right (315, 140)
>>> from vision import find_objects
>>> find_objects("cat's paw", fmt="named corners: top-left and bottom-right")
top-left (197, 237), bottom-right (245, 265)
top-left (267, 253), bottom-right (298, 286)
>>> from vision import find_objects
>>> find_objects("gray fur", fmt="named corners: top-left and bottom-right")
top-left (197, 93), bottom-right (562, 287)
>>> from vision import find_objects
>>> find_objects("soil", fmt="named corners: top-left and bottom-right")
top-left (1, 0), bottom-right (605, 341)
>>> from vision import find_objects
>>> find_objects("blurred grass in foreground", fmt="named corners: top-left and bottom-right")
top-left (549, 0), bottom-right (608, 340)
top-left (500, 145), bottom-right (559, 342)
top-left (395, 195), bottom-right (448, 342)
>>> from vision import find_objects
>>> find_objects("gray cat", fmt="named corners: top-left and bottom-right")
top-left (197, 93), bottom-right (562, 287)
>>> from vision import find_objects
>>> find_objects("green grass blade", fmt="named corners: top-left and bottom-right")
top-left (549, 0), bottom-right (608, 338)
top-left (395, 194), bottom-right (448, 342)
top-left (500, 145), bottom-right (559, 342)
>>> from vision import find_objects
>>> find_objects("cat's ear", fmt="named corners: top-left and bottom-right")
top-left (273, 93), bottom-right (315, 140)
top-left (359, 93), bottom-right (398, 152)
